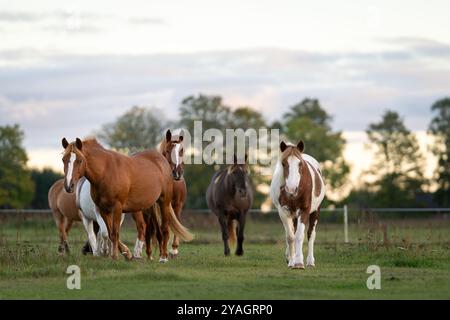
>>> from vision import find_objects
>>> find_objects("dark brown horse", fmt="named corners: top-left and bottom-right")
top-left (144, 129), bottom-right (187, 259)
top-left (61, 137), bottom-right (193, 261)
top-left (206, 154), bottom-right (253, 256)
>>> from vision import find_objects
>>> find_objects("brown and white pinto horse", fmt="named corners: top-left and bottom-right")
top-left (144, 129), bottom-right (187, 259)
top-left (61, 137), bottom-right (193, 261)
top-left (270, 141), bottom-right (325, 269)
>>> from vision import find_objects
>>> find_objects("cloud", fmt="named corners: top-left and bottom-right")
top-left (128, 17), bottom-right (166, 25)
top-left (0, 10), bottom-right (166, 34)
top-left (1, 41), bottom-right (450, 153)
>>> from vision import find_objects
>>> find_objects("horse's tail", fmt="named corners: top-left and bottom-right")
top-left (167, 204), bottom-right (194, 242)
top-left (228, 220), bottom-right (237, 244)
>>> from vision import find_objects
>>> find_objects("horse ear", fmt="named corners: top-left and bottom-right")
top-left (166, 129), bottom-right (172, 142)
top-left (62, 138), bottom-right (69, 149)
top-left (280, 141), bottom-right (287, 152)
top-left (75, 138), bottom-right (83, 150)
top-left (297, 140), bottom-right (305, 152)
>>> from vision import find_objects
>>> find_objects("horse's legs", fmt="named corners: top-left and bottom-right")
top-left (94, 206), bottom-right (110, 256)
top-left (153, 211), bottom-right (163, 259)
top-left (110, 205), bottom-right (132, 261)
top-left (82, 216), bottom-right (98, 256)
top-left (169, 204), bottom-right (182, 258)
top-left (145, 211), bottom-right (155, 260)
top-left (53, 208), bottom-right (67, 254)
top-left (98, 207), bottom-right (116, 258)
top-left (307, 210), bottom-right (319, 267)
top-left (218, 213), bottom-right (230, 256)
top-left (278, 207), bottom-right (295, 267)
top-left (132, 211), bottom-right (146, 259)
top-left (63, 219), bottom-right (74, 253)
top-left (145, 217), bottom-right (155, 260)
top-left (293, 213), bottom-right (309, 269)
top-left (157, 201), bottom-right (171, 262)
top-left (235, 212), bottom-right (246, 256)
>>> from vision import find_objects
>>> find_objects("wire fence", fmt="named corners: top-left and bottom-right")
top-left (1, 207), bottom-right (450, 244)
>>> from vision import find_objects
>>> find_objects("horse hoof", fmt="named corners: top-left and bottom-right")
top-left (307, 263), bottom-right (315, 268)
top-left (123, 253), bottom-right (133, 261)
top-left (169, 253), bottom-right (178, 259)
top-left (291, 263), bottom-right (305, 270)
top-left (159, 257), bottom-right (169, 263)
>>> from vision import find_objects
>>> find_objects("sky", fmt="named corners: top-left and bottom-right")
top-left (0, 0), bottom-right (449, 183)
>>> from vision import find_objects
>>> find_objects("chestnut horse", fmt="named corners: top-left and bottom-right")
top-left (270, 141), bottom-right (325, 269)
top-left (206, 154), bottom-right (253, 256)
top-left (143, 129), bottom-right (187, 259)
top-left (61, 137), bottom-right (193, 261)
top-left (48, 179), bottom-right (81, 254)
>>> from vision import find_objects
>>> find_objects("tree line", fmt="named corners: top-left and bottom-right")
top-left (1, 96), bottom-right (449, 210)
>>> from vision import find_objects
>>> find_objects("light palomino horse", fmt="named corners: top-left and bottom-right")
top-left (61, 137), bottom-right (193, 261)
top-left (143, 129), bottom-right (187, 259)
top-left (76, 177), bottom-right (147, 258)
top-left (270, 141), bottom-right (325, 269)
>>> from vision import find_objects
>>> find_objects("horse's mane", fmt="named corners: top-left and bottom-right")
top-left (62, 137), bottom-right (105, 156)
top-left (82, 137), bottom-right (105, 149)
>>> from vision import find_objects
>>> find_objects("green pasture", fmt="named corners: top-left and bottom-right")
top-left (0, 214), bottom-right (449, 299)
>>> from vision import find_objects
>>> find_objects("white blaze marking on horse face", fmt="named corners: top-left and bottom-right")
top-left (66, 152), bottom-right (76, 188)
top-left (285, 156), bottom-right (300, 194)
top-left (171, 143), bottom-right (181, 167)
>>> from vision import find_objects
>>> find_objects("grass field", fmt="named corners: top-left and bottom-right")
top-left (1, 214), bottom-right (450, 300)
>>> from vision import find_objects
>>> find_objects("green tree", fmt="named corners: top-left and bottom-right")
top-left (365, 110), bottom-right (425, 207)
top-left (231, 107), bottom-right (267, 130)
top-left (97, 106), bottom-right (167, 154)
top-left (281, 98), bottom-right (350, 197)
top-left (179, 94), bottom-right (232, 131)
top-left (429, 97), bottom-right (450, 206)
top-left (230, 107), bottom-right (270, 209)
top-left (0, 124), bottom-right (34, 208)
top-left (178, 95), bottom-right (231, 209)
top-left (30, 168), bottom-right (63, 209)
top-left (178, 95), bottom-right (269, 209)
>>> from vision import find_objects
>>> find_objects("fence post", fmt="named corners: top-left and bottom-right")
top-left (344, 205), bottom-right (349, 244)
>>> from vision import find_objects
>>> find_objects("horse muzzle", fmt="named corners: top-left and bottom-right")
top-left (65, 183), bottom-right (75, 193)
top-left (64, 180), bottom-right (75, 193)
top-left (172, 170), bottom-right (182, 181)
top-left (284, 186), bottom-right (298, 197)
top-left (237, 189), bottom-right (248, 198)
